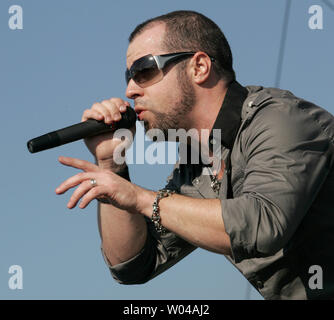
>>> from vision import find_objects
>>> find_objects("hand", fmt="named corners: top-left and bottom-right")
top-left (82, 98), bottom-right (136, 170)
top-left (55, 156), bottom-right (142, 214)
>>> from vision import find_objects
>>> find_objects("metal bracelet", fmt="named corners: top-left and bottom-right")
top-left (151, 189), bottom-right (175, 235)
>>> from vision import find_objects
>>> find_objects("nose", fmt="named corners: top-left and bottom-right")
top-left (126, 79), bottom-right (144, 100)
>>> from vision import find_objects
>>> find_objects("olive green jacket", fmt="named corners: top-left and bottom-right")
top-left (105, 81), bottom-right (334, 300)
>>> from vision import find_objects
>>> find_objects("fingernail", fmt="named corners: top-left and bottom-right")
top-left (115, 114), bottom-right (121, 121)
top-left (120, 105), bottom-right (126, 112)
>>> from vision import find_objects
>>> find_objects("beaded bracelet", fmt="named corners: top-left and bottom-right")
top-left (151, 189), bottom-right (175, 235)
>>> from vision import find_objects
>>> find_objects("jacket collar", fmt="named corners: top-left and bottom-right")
top-left (208, 80), bottom-right (249, 152)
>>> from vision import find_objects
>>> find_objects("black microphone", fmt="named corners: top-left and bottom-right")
top-left (27, 107), bottom-right (137, 153)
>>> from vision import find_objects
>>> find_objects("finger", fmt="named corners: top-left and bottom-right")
top-left (58, 157), bottom-right (100, 172)
top-left (100, 100), bottom-right (123, 123)
top-left (79, 185), bottom-right (107, 209)
top-left (102, 99), bottom-right (130, 117)
top-left (108, 97), bottom-right (129, 108)
top-left (91, 102), bottom-right (113, 124)
top-left (55, 171), bottom-right (95, 194)
top-left (119, 101), bottom-right (131, 113)
top-left (67, 180), bottom-right (93, 209)
top-left (81, 109), bottom-right (104, 122)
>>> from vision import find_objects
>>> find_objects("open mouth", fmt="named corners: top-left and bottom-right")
top-left (134, 107), bottom-right (147, 120)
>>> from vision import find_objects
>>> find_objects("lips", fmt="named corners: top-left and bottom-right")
top-left (138, 111), bottom-right (146, 120)
top-left (134, 106), bottom-right (147, 120)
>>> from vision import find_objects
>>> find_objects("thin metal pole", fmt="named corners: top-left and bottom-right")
top-left (322, 0), bottom-right (334, 11)
top-left (275, 0), bottom-right (292, 88)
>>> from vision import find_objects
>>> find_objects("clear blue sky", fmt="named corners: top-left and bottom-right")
top-left (0, 0), bottom-right (333, 299)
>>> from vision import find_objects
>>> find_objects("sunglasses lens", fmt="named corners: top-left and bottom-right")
top-left (133, 67), bottom-right (162, 86)
top-left (126, 55), bottom-right (163, 87)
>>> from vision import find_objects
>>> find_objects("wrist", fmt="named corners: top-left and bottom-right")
top-left (96, 158), bottom-right (127, 172)
top-left (136, 189), bottom-right (156, 217)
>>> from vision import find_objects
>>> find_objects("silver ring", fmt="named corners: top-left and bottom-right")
top-left (90, 178), bottom-right (97, 187)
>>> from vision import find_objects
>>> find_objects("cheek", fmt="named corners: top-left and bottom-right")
top-left (150, 78), bottom-right (182, 109)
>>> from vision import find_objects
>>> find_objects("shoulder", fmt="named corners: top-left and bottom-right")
top-left (241, 85), bottom-right (334, 144)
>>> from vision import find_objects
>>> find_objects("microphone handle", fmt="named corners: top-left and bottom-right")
top-left (27, 107), bottom-right (136, 153)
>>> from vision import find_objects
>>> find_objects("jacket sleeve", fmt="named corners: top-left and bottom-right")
top-left (221, 100), bottom-right (333, 263)
top-left (103, 167), bottom-right (197, 284)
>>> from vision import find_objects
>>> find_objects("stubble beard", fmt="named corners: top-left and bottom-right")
top-left (143, 69), bottom-right (196, 140)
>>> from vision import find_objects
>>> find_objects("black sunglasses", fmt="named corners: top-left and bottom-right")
top-left (125, 52), bottom-right (215, 88)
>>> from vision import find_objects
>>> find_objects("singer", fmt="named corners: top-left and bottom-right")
top-left (55, 11), bottom-right (334, 299)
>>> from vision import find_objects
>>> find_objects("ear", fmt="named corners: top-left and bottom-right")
top-left (189, 52), bottom-right (213, 85)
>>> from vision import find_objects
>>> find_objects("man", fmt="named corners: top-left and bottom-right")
top-left (55, 11), bottom-right (334, 299)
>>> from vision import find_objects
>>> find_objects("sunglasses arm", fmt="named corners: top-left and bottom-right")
top-left (154, 52), bottom-right (196, 70)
